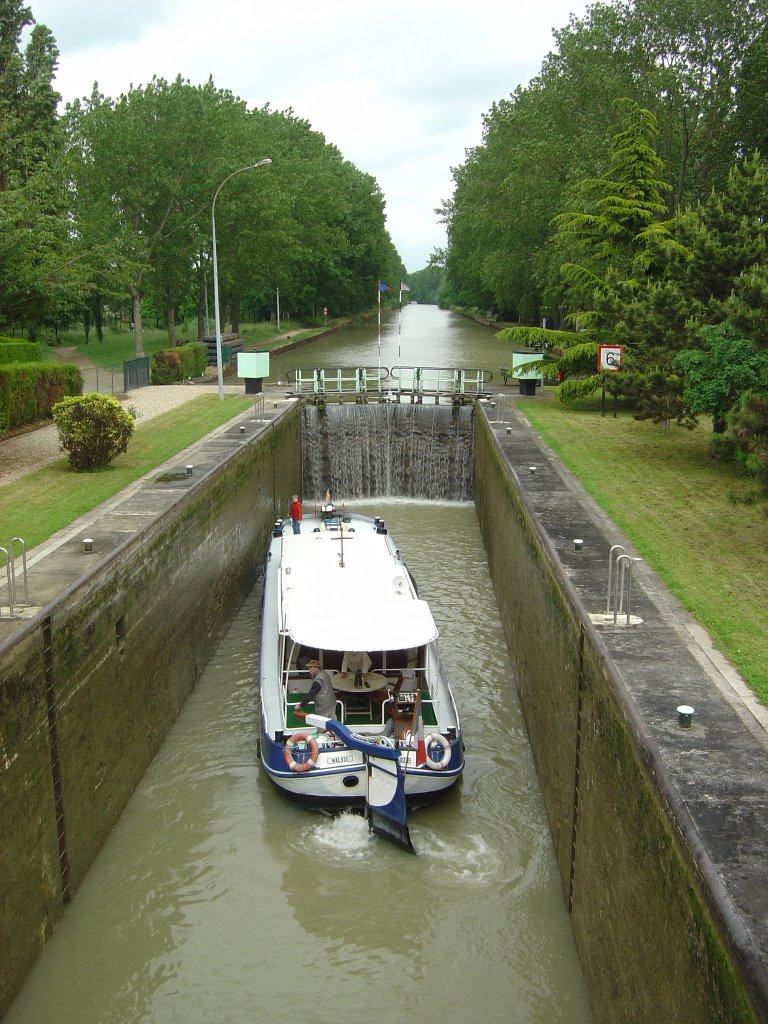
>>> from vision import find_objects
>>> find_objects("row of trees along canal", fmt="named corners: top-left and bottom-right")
top-left (436, 1), bottom-right (768, 494)
top-left (0, 1), bottom-right (405, 352)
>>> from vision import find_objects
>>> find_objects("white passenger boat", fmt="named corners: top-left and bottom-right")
top-left (258, 504), bottom-right (464, 851)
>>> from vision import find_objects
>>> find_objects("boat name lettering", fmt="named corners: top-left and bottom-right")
top-left (325, 753), bottom-right (356, 766)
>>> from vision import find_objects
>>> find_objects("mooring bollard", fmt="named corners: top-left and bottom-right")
top-left (677, 705), bottom-right (695, 729)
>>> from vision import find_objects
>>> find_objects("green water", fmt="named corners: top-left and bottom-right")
top-left (269, 303), bottom-right (516, 386)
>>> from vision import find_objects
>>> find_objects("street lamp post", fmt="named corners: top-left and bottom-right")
top-left (211, 158), bottom-right (272, 399)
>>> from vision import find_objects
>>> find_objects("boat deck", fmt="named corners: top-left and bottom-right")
top-left (284, 688), bottom-right (439, 730)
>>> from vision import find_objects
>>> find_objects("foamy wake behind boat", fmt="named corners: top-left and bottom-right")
top-left (258, 504), bottom-right (464, 851)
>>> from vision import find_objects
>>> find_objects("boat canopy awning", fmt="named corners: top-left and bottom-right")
top-left (282, 597), bottom-right (438, 651)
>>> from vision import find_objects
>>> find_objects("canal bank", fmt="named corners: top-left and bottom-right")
top-left (0, 389), bottom-right (302, 1018)
top-left (475, 403), bottom-right (768, 1023)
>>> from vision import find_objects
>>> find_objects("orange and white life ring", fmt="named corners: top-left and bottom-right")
top-left (424, 732), bottom-right (451, 770)
top-left (284, 732), bottom-right (319, 773)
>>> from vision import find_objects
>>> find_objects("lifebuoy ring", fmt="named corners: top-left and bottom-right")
top-left (284, 732), bottom-right (319, 773)
top-left (425, 733), bottom-right (451, 770)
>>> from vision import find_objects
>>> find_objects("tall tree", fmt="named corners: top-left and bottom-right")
top-left (553, 98), bottom-right (670, 321)
top-left (68, 77), bottom-right (243, 356)
top-left (0, 1), bottom-right (73, 332)
top-left (593, 153), bottom-right (768, 429)
top-left (674, 324), bottom-right (768, 433)
top-left (733, 27), bottom-right (768, 158)
top-left (606, 153), bottom-right (768, 355)
top-left (443, 0), bottom-right (768, 323)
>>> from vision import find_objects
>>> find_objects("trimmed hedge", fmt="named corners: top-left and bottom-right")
top-left (151, 342), bottom-right (207, 384)
top-left (0, 339), bottom-right (43, 365)
top-left (0, 363), bottom-right (83, 432)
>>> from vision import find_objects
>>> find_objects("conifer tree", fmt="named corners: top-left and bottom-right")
top-left (553, 98), bottom-right (670, 311)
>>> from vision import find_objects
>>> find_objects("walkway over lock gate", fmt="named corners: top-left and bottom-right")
top-left (287, 366), bottom-right (494, 405)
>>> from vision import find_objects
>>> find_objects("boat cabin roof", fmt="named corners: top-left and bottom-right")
top-left (277, 516), bottom-right (439, 651)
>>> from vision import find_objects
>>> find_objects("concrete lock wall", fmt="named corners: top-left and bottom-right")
top-left (0, 405), bottom-right (302, 1018)
top-left (473, 410), bottom-right (760, 1024)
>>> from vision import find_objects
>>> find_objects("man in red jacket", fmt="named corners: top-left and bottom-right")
top-left (290, 494), bottom-right (303, 534)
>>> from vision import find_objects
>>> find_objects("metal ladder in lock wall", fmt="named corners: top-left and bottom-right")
top-left (0, 537), bottom-right (28, 618)
top-left (606, 544), bottom-right (636, 625)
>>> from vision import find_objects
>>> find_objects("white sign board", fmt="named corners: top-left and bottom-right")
top-left (598, 346), bottom-right (623, 371)
top-left (237, 352), bottom-right (270, 379)
top-left (511, 352), bottom-right (544, 381)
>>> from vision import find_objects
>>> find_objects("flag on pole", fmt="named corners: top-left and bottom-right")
top-left (377, 281), bottom-right (384, 370)
top-left (399, 282), bottom-right (410, 293)
top-left (414, 695), bottom-right (426, 766)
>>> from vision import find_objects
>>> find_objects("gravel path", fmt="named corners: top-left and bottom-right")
top-left (1, 330), bottom-right (301, 487)
top-left (0, 384), bottom-right (236, 486)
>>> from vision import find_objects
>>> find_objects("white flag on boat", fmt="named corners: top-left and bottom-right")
top-left (399, 281), bottom-right (410, 293)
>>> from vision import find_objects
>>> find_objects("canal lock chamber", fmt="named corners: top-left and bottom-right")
top-left (1, 398), bottom-right (763, 1024)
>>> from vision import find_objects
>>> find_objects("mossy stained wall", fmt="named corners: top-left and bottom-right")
top-left (0, 405), bottom-right (301, 1017)
top-left (473, 413), bottom-right (756, 1024)
top-left (0, 631), bottom-right (61, 1017)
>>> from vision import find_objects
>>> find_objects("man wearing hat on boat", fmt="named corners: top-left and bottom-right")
top-left (294, 659), bottom-right (338, 720)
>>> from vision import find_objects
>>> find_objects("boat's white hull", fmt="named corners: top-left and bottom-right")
top-left (258, 510), bottom-right (464, 824)
top-left (259, 734), bottom-right (462, 808)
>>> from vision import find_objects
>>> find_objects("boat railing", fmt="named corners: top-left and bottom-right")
top-left (384, 674), bottom-right (439, 724)
top-left (284, 695), bottom-right (346, 727)
top-left (280, 666), bottom-right (439, 734)
top-left (312, 503), bottom-right (346, 529)
top-left (283, 669), bottom-right (346, 727)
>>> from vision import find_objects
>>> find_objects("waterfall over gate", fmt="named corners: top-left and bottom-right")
top-left (302, 403), bottom-right (474, 500)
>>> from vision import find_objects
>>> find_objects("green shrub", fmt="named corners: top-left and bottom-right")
top-left (0, 339), bottom-right (43, 364)
top-left (150, 350), bottom-right (179, 385)
top-left (151, 342), bottom-right (207, 384)
top-left (729, 389), bottom-right (768, 493)
top-left (0, 363), bottom-right (82, 432)
top-left (52, 393), bottom-right (135, 470)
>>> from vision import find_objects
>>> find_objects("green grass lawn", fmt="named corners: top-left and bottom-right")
top-left (518, 397), bottom-right (768, 704)
top-left (44, 325), bottom-right (172, 367)
top-left (0, 394), bottom-right (252, 551)
top-left (42, 320), bottom-right (332, 368)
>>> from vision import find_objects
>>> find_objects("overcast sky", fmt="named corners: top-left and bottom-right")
top-left (28, 0), bottom-right (590, 273)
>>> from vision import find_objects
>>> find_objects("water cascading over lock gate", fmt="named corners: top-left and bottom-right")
top-left (301, 404), bottom-right (475, 500)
